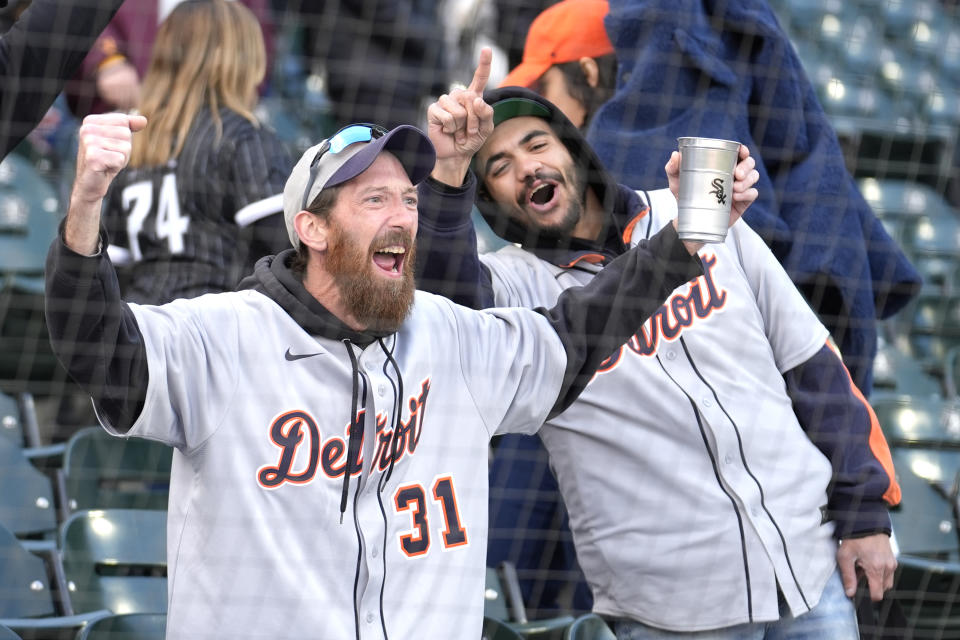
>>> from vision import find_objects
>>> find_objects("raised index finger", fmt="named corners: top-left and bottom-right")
top-left (468, 47), bottom-right (493, 94)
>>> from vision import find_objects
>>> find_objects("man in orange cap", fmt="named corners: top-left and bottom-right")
top-left (500, 0), bottom-right (616, 129)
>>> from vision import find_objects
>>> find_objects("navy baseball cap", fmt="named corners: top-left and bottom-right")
top-left (283, 123), bottom-right (436, 248)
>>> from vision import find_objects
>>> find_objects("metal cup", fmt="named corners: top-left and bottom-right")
top-left (676, 137), bottom-right (741, 243)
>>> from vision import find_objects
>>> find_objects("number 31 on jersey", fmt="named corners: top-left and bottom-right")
top-left (394, 475), bottom-right (468, 557)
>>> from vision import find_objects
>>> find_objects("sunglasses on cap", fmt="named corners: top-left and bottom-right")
top-left (300, 123), bottom-right (389, 210)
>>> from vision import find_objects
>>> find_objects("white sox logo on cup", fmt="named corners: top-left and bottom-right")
top-left (709, 178), bottom-right (727, 205)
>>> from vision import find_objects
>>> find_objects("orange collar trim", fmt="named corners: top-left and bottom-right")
top-left (621, 206), bottom-right (650, 244)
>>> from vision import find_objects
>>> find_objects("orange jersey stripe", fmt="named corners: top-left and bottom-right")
top-left (621, 207), bottom-right (650, 245)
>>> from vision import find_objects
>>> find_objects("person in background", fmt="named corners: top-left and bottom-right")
top-left (63, 0), bottom-right (275, 118)
top-left (277, 0), bottom-right (448, 130)
top-left (499, 0), bottom-right (616, 130)
top-left (101, 0), bottom-right (290, 304)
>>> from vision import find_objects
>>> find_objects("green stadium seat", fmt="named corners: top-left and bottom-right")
top-left (59, 509), bottom-right (167, 616)
top-left (923, 89), bottom-right (960, 128)
top-left (871, 337), bottom-right (942, 399)
top-left (57, 427), bottom-right (172, 520)
top-left (0, 392), bottom-right (24, 449)
top-left (486, 561), bottom-right (576, 640)
top-left (887, 554), bottom-right (960, 638)
top-left (877, 52), bottom-right (941, 114)
top-left (911, 214), bottom-right (960, 258)
top-left (0, 518), bottom-right (114, 640)
top-left (563, 613), bottom-right (615, 640)
top-left (0, 438), bottom-right (57, 547)
top-left (940, 28), bottom-right (960, 84)
top-left (912, 254), bottom-right (960, 297)
top-left (782, 0), bottom-right (850, 37)
top-left (485, 567), bottom-right (511, 621)
top-left (483, 617), bottom-right (526, 640)
top-left (889, 448), bottom-right (960, 559)
top-left (0, 154), bottom-right (62, 387)
top-left (856, 178), bottom-right (951, 248)
top-left (73, 612), bottom-right (165, 640)
top-left (871, 395), bottom-right (960, 448)
top-left (879, 0), bottom-right (946, 44)
top-left (0, 522), bottom-right (56, 619)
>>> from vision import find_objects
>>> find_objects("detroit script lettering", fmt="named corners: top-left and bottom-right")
top-left (257, 379), bottom-right (431, 488)
top-left (595, 254), bottom-right (726, 375)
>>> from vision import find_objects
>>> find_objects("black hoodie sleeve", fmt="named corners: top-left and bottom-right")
top-left (416, 173), bottom-right (495, 309)
top-left (543, 223), bottom-right (703, 417)
top-left (44, 229), bottom-right (148, 432)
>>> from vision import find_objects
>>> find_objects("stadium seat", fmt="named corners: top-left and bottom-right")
top-left (834, 14), bottom-right (884, 77)
top-left (0, 437), bottom-right (57, 547)
top-left (511, 616), bottom-right (576, 640)
top-left (888, 554), bottom-right (960, 638)
top-left (59, 509), bottom-right (167, 616)
top-left (872, 396), bottom-right (960, 550)
top-left (856, 178), bottom-right (951, 248)
top-left (0, 518), bottom-right (114, 640)
top-left (0, 392), bottom-right (24, 448)
top-left (57, 427), bottom-right (172, 521)
top-left (73, 612), bottom-right (165, 640)
top-left (922, 88), bottom-right (960, 129)
top-left (0, 154), bottom-right (61, 387)
top-left (485, 567), bottom-right (511, 621)
top-left (0, 624), bottom-right (20, 640)
top-left (879, 0), bottom-right (945, 44)
top-left (889, 448), bottom-right (960, 559)
top-left (940, 27), bottom-right (960, 84)
top-left (871, 335), bottom-right (942, 399)
top-left (0, 521), bottom-right (57, 619)
top-left (781, 0), bottom-right (849, 37)
top-left (908, 334), bottom-right (960, 379)
top-left (911, 254), bottom-right (960, 297)
top-left (486, 561), bottom-right (576, 640)
top-left (911, 213), bottom-right (960, 260)
top-left (871, 395), bottom-right (960, 448)
top-left (483, 617), bottom-right (526, 640)
top-left (563, 613), bottom-right (615, 640)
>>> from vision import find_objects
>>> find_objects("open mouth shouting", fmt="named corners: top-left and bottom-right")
top-left (521, 172), bottom-right (565, 215)
top-left (371, 237), bottom-right (411, 277)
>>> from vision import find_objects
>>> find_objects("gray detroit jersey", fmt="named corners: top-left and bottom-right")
top-left (103, 289), bottom-right (566, 639)
top-left (480, 189), bottom-right (836, 631)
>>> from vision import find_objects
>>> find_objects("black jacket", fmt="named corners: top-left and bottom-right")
top-left (0, 0), bottom-right (124, 159)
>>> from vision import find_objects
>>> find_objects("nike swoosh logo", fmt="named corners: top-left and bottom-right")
top-left (284, 348), bottom-right (324, 361)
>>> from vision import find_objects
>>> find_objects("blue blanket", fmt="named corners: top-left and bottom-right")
top-left (587, 0), bottom-right (921, 394)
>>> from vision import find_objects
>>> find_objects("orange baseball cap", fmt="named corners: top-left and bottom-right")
top-left (500, 0), bottom-right (613, 89)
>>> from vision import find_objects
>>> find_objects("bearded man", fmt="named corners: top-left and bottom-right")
top-left (43, 112), bottom-right (719, 639)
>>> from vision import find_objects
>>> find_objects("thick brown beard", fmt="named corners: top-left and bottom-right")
top-left (325, 221), bottom-right (417, 333)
